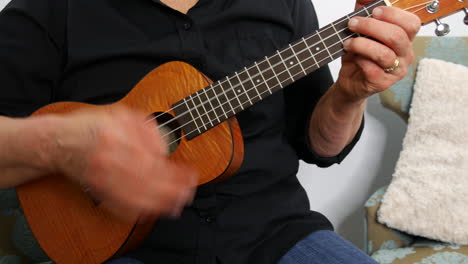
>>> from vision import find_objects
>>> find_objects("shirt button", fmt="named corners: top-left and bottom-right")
top-left (183, 22), bottom-right (192, 30)
top-left (205, 216), bottom-right (214, 223)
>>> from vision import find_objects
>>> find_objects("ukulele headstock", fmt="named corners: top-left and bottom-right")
top-left (389, 0), bottom-right (468, 36)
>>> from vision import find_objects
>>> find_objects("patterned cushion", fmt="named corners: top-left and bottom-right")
top-left (365, 187), bottom-right (414, 255)
top-left (369, 36), bottom-right (468, 263)
top-left (365, 187), bottom-right (468, 263)
top-left (371, 245), bottom-right (468, 264)
top-left (379, 37), bottom-right (468, 122)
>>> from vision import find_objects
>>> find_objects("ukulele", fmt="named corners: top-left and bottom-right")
top-left (16, 0), bottom-right (468, 263)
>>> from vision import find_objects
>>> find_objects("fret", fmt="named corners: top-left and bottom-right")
top-left (334, 17), bottom-right (354, 41)
top-left (279, 47), bottom-right (304, 80)
top-left (220, 78), bottom-right (241, 112)
top-left (276, 50), bottom-right (294, 82)
top-left (363, 5), bottom-right (371, 16)
top-left (306, 34), bottom-right (326, 60)
top-left (329, 44), bottom-right (345, 61)
top-left (316, 30), bottom-right (333, 61)
top-left (268, 54), bottom-right (294, 89)
top-left (172, 101), bottom-right (197, 140)
top-left (218, 79), bottom-right (238, 114)
top-left (345, 15), bottom-right (361, 38)
top-left (290, 44), bottom-right (307, 76)
top-left (294, 38), bottom-right (317, 73)
top-left (257, 60), bottom-right (277, 92)
top-left (227, 74), bottom-right (245, 110)
top-left (239, 68), bottom-right (261, 103)
top-left (264, 56), bottom-right (283, 89)
top-left (205, 85), bottom-right (226, 121)
top-left (255, 61), bottom-right (271, 95)
top-left (348, 14), bottom-right (362, 38)
top-left (173, 0), bottom-right (391, 141)
top-left (212, 82), bottom-right (232, 117)
top-left (321, 25), bottom-right (344, 63)
top-left (302, 37), bottom-right (319, 69)
top-left (199, 87), bottom-right (219, 125)
top-left (320, 24), bottom-right (341, 47)
top-left (191, 91), bottom-right (211, 129)
top-left (306, 36), bottom-right (330, 67)
top-left (235, 71), bottom-right (252, 106)
top-left (353, 8), bottom-right (369, 18)
top-left (330, 22), bottom-right (343, 44)
top-left (183, 97), bottom-right (203, 133)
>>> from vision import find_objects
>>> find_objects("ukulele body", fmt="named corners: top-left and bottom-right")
top-left (16, 61), bottom-right (244, 264)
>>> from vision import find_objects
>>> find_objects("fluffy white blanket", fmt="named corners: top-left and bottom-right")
top-left (378, 58), bottom-right (468, 245)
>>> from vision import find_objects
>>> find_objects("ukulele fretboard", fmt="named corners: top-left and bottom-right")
top-left (173, 0), bottom-right (387, 140)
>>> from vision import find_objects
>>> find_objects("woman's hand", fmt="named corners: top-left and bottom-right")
top-left (336, 1), bottom-right (421, 102)
top-left (52, 106), bottom-right (198, 221)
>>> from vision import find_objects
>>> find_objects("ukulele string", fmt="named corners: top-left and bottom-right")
top-left (402, 1), bottom-right (437, 12)
top-left (165, 32), bottom-right (365, 147)
top-left (404, 1), bottom-right (436, 13)
top-left (156, 0), bottom-right (432, 137)
top-left (161, 0), bottom-right (428, 146)
top-left (147, 0), bottom-right (385, 128)
top-left (152, 0), bottom-right (431, 130)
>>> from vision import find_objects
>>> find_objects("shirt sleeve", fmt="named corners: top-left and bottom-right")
top-left (283, 0), bottom-right (364, 168)
top-left (0, 0), bottom-right (66, 117)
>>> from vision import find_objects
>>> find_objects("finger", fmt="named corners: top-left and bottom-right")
top-left (123, 107), bottom-right (169, 156)
top-left (140, 161), bottom-right (197, 208)
top-left (353, 55), bottom-right (403, 89)
top-left (143, 119), bottom-right (169, 156)
top-left (347, 16), bottom-right (411, 58)
top-left (371, 7), bottom-right (421, 41)
top-left (99, 196), bottom-right (143, 222)
top-left (159, 161), bottom-right (198, 204)
top-left (141, 181), bottom-right (193, 217)
top-left (343, 37), bottom-right (397, 70)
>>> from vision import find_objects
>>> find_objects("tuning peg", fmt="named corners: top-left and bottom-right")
top-left (463, 8), bottom-right (468, 25)
top-left (426, 0), bottom-right (440, 13)
top-left (434, 19), bottom-right (450, 36)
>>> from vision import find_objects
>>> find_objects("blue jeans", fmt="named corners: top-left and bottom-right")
top-left (106, 230), bottom-right (378, 264)
top-left (277, 230), bottom-right (379, 264)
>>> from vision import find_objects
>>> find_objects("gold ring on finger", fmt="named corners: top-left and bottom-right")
top-left (384, 57), bottom-right (400, 73)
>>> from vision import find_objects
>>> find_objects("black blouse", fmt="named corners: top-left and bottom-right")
top-left (0, 0), bottom-right (363, 263)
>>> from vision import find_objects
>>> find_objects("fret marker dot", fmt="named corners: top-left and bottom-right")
top-left (289, 61), bottom-right (294, 65)
top-left (256, 79), bottom-right (261, 83)
top-left (316, 47), bottom-right (320, 51)
top-left (237, 89), bottom-right (241, 93)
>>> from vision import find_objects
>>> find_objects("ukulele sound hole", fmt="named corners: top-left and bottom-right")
top-left (151, 112), bottom-right (181, 154)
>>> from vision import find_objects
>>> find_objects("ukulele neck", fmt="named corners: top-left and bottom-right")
top-left (173, 0), bottom-right (388, 139)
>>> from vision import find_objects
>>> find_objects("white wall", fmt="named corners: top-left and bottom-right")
top-left (303, 0), bottom-right (468, 249)
top-left (0, 0), bottom-right (466, 250)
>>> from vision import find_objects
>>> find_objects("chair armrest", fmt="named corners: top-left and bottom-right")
top-left (364, 186), bottom-right (414, 255)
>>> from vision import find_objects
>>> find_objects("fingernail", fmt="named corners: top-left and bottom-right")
top-left (348, 18), bottom-right (359, 28)
top-left (372, 7), bottom-right (383, 18)
top-left (343, 39), bottom-right (352, 49)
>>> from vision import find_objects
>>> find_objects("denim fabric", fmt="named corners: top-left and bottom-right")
top-left (277, 230), bottom-right (379, 264)
top-left (105, 231), bottom-right (377, 264)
